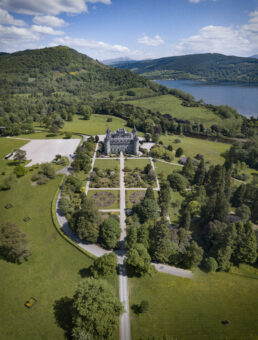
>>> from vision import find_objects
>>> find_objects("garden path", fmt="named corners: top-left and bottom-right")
top-left (85, 142), bottom-right (99, 195)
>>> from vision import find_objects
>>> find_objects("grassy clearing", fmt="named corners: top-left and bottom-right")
top-left (63, 114), bottom-right (129, 135)
top-left (129, 266), bottom-right (258, 340)
top-left (94, 159), bottom-right (120, 171)
top-left (161, 135), bottom-right (230, 165)
top-left (123, 94), bottom-right (222, 126)
top-left (0, 137), bottom-right (28, 159)
top-left (154, 160), bottom-right (182, 178)
top-left (0, 172), bottom-right (118, 339)
top-left (124, 159), bottom-right (151, 170)
top-left (169, 190), bottom-right (184, 224)
top-left (93, 87), bottom-right (156, 100)
top-left (87, 190), bottom-right (120, 209)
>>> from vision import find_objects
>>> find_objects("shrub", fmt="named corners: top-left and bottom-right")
top-left (14, 165), bottom-right (26, 177)
top-left (37, 174), bottom-right (49, 185)
top-left (203, 257), bottom-right (218, 272)
top-left (167, 172), bottom-right (189, 192)
top-left (176, 147), bottom-right (184, 157)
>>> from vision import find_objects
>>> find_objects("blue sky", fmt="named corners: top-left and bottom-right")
top-left (0, 0), bottom-right (257, 59)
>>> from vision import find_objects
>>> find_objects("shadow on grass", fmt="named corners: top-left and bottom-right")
top-left (53, 297), bottom-right (73, 339)
top-left (78, 266), bottom-right (92, 278)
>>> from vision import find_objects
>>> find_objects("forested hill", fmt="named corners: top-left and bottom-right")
top-left (113, 53), bottom-right (258, 83)
top-left (0, 46), bottom-right (155, 95)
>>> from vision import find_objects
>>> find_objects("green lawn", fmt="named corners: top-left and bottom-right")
top-left (124, 159), bottom-right (151, 170)
top-left (161, 135), bottom-right (230, 165)
top-left (129, 266), bottom-right (258, 340)
top-left (94, 159), bottom-right (120, 171)
top-left (63, 114), bottom-right (129, 135)
top-left (0, 137), bottom-right (28, 159)
top-left (154, 160), bottom-right (182, 178)
top-left (93, 87), bottom-right (156, 100)
top-left (169, 190), bottom-right (184, 224)
top-left (123, 94), bottom-right (222, 126)
top-left (0, 172), bottom-right (117, 339)
top-left (87, 190), bottom-right (120, 209)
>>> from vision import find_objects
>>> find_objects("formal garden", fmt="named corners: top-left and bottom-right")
top-left (124, 159), bottom-right (156, 188)
top-left (90, 159), bottom-right (120, 188)
top-left (87, 190), bottom-right (120, 209)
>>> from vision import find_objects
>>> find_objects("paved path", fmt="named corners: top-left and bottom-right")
top-left (85, 142), bottom-right (99, 195)
top-left (152, 263), bottom-right (193, 279)
top-left (118, 152), bottom-right (131, 340)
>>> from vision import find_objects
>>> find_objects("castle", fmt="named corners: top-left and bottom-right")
top-left (104, 127), bottom-right (139, 155)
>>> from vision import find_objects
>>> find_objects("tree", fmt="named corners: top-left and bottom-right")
top-left (73, 197), bottom-right (101, 243)
top-left (72, 278), bottom-right (123, 340)
top-left (13, 149), bottom-right (26, 163)
top-left (175, 147), bottom-right (183, 157)
top-left (40, 162), bottom-right (56, 178)
top-left (144, 187), bottom-right (155, 200)
top-left (125, 243), bottom-right (152, 276)
top-left (152, 217), bottom-right (174, 263)
top-left (14, 165), bottom-right (26, 177)
top-left (182, 157), bottom-right (195, 181)
top-left (235, 204), bottom-right (251, 223)
top-left (125, 225), bottom-right (138, 249)
top-left (158, 182), bottom-right (171, 216)
top-left (233, 222), bottom-right (257, 264)
top-left (167, 172), bottom-right (189, 192)
top-left (194, 158), bottom-right (205, 185)
top-left (232, 184), bottom-right (246, 207)
top-left (137, 198), bottom-right (160, 222)
top-left (182, 241), bottom-right (203, 269)
top-left (167, 145), bottom-right (173, 151)
top-left (0, 222), bottom-right (31, 263)
top-left (216, 245), bottom-right (233, 271)
top-left (90, 253), bottom-right (117, 278)
top-left (203, 257), bottom-right (218, 272)
top-left (81, 105), bottom-right (93, 120)
top-left (100, 216), bottom-right (121, 249)
top-left (180, 207), bottom-right (191, 230)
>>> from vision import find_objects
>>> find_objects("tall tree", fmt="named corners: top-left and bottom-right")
top-left (125, 243), bottom-right (152, 276)
top-left (158, 182), bottom-right (172, 216)
top-left (72, 278), bottom-right (122, 340)
top-left (100, 216), bottom-right (121, 249)
top-left (194, 158), bottom-right (205, 185)
top-left (182, 157), bottom-right (195, 181)
top-left (233, 222), bottom-right (257, 264)
top-left (152, 217), bottom-right (174, 263)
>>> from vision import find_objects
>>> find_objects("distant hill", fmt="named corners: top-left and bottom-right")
top-left (0, 46), bottom-right (154, 95)
top-left (250, 54), bottom-right (258, 59)
top-left (102, 57), bottom-right (138, 65)
top-left (114, 53), bottom-right (258, 83)
top-left (0, 52), bottom-right (8, 56)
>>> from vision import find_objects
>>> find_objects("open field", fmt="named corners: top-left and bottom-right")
top-left (87, 190), bottom-right (120, 209)
top-left (129, 266), bottom-right (258, 340)
top-left (124, 159), bottom-right (151, 170)
top-left (161, 135), bottom-right (230, 165)
top-left (123, 94), bottom-right (222, 126)
top-left (154, 160), bottom-right (182, 178)
top-left (0, 137), bottom-right (28, 159)
top-left (63, 114), bottom-right (129, 135)
top-left (0, 172), bottom-right (118, 339)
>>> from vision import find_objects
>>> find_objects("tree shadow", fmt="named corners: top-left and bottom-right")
top-left (53, 297), bottom-right (73, 339)
top-left (131, 304), bottom-right (141, 315)
top-left (78, 266), bottom-right (92, 278)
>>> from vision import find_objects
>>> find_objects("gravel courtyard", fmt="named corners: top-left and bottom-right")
top-left (19, 139), bottom-right (81, 166)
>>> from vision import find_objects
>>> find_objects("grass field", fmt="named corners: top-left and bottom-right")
top-left (161, 135), bottom-right (230, 165)
top-left (94, 159), bottom-right (120, 171)
top-left (0, 137), bottom-right (28, 159)
top-left (154, 160), bottom-right (182, 178)
top-left (63, 114), bottom-right (129, 135)
top-left (123, 94), bottom-right (222, 126)
top-left (169, 190), bottom-right (184, 224)
top-left (124, 159), bottom-right (151, 170)
top-left (129, 266), bottom-right (258, 340)
top-left (87, 190), bottom-right (120, 209)
top-left (93, 87), bottom-right (156, 100)
top-left (0, 172), bottom-right (118, 339)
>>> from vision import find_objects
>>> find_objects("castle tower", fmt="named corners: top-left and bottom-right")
top-left (133, 127), bottom-right (139, 155)
top-left (104, 128), bottom-right (111, 154)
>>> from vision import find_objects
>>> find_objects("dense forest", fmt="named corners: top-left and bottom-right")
top-left (114, 53), bottom-right (258, 82)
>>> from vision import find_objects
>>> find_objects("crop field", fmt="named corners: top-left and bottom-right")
top-left (123, 94), bottom-right (222, 126)
top-left (129, 266), bottom-right (258, 340)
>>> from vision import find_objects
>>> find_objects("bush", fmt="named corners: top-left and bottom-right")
top-left (203, 257), bottom-right (218, 272)
top-left (14, 165), bottom-right (26, 177)
top-left (64, 131), bottom-right (72, 139)
top-left (167, 172), bottom-right (189, 192)
top-left (175, 147), bottom-right (184, 157)
top-left (174, 138), bottom-right (181, 143)
top-left (40, 163), bottom-right (56, 178)
top-left (0, 222), bottom-right (31, 263)
top-left (37, 174), bottom-right (49, 185)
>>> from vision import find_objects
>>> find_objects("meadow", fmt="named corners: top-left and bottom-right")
top-left (0, 168), bottom-right (117, 339)
top-left (123, 94), bottom-right (222, 126)
top-left (129, 266), bottom-right (258, 340)
top-left (160, 134), bottom-right (230, 165)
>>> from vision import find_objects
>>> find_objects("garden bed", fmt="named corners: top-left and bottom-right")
top-left (87, 190), bottom-right (120, 209)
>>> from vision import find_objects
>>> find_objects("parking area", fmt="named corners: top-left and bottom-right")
top-left (16, 139), bottom-right (81, 166)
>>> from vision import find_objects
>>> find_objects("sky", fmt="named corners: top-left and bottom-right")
top-left (0, 0), bottom-right (257, 60)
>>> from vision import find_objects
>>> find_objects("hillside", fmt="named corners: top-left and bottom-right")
top-left (114, 53), bottom-right (258, 82)
top-left (0, 46), bottom-right (155, 95)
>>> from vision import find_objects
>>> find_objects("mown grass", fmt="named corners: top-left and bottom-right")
top-left (123, 94), bottom-right (222, 126)
top-left (0, 137), bottom-right (28, 159)
top-left (94, 159), bottom-right (120, 171)
top-left (87, 190), bottom-right (120, 209)
top-left (0, 172), bottom-right (117, 339)
top-left (129, 266), bottom-right (258, 340)
top-left (63, 114), bottom-right (129, 136)
top-left (124, 159), bottom-right (151, 170)
top-left (161, 134), bottom-right (230, 165)
top-left (154, 160), bottom-right (182, 178)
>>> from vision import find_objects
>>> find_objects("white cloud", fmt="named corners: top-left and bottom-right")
top-left (173, 11), bottom-right (258, 56)
top-left (137, 34), bottom-right (164, 46)
top-left (33, 15), bottom-right (67, 27)
top-left (31, 25), bottom-right (64, 35)
top-left (52, 36), bottom-right (130, 54)
top-left (0, 0), bottom-right (111, 15)
top-left (189, 0), bottom-right (200, 3)
top-left (0, 8), bottom-right (27, 26)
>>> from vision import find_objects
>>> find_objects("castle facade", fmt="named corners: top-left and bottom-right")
top-left (104, 127), bottom-right (139, 155)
